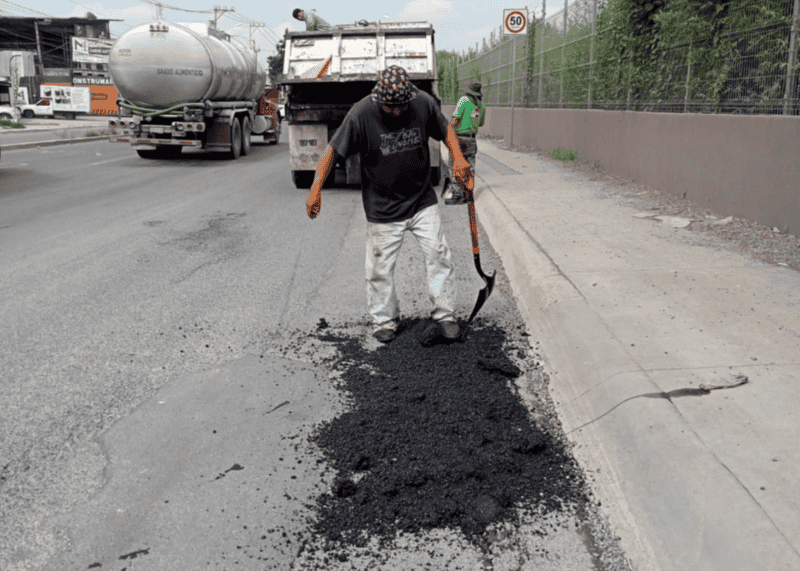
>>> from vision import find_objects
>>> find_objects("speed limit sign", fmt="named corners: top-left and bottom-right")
top-left (503, 8), bottom-right (528, 35)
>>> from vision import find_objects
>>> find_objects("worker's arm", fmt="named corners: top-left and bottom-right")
top-left (306, 145), bottom-right (337, 219)
top-left (444, 122), bottom-right (473, 190)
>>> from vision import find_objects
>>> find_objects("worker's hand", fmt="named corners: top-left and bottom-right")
top-left (453, 157), bottom-right (473, 190)
top-left (306, 187), bottom-right (321, 219)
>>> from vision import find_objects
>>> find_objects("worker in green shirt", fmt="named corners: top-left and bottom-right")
top-left (444, 82), bottom-right (486, 205)
top-left (292, 8), bottom-right (331, 31)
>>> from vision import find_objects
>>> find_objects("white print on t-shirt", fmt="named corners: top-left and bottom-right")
top-left (380, 128), bottom-right (422, 156)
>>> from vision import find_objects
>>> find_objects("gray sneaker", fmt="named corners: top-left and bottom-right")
top-left (440, 320), bottom-right (460, 339)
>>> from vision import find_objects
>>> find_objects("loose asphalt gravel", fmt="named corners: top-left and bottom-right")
top-left (309, 318), bottom-right (586, 547)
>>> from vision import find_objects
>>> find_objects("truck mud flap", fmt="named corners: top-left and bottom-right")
top-left (289, 123), bottom-right (327, 171)
top-left (206, 122), bottom-right (231, 146)
top-left (206, 109), bottom-right (237, 146)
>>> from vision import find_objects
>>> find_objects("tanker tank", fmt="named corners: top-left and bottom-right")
top-left (109, 21), bottom-right (266, 109)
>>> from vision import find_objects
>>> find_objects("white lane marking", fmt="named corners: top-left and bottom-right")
top-left (88, 156), bottom-right (131, 167)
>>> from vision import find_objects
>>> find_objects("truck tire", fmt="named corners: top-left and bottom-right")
top-left (241, 116), bottom-right (252, 156)
top-left (292, 170), bottom-right (315, 189)
top-left (22, 110), bottom-right (35, 119)
top-left (228, 118), bottom-right (242, 160)
top-left (65, 112), bottom-right (76, 120)
top-left (271, 119), bottom-right (281, 145)
top-left (0, 113), bottom-right (12, 121)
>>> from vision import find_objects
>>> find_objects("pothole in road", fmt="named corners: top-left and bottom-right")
top-left (302, 317), bottom-right (592, 556)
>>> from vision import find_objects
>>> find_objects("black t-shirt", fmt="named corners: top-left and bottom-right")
top-left (329, 90), bottom-right (450, 223)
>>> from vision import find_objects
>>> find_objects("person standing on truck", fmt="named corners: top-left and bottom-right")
top-left (305, 65), bottom-right (474, 344)
top-left (292, 8), bottom-right (331, 31)
top-left (443, 82), bottom-right (486, 205)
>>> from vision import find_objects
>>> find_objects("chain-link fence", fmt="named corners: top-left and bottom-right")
top-left (444, 0), bottom-right (800, 115)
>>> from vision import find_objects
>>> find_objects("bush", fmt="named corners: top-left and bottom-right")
top-left (0, 118), bottom-right (24, 129)
top-left (551, 147), bottom-right (576, 161)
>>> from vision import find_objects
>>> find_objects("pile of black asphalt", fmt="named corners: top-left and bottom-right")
top-left (306, 317), bottom-right (588, 550)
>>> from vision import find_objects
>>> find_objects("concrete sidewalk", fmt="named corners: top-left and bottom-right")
top-left (472, 139), bottom-right (800, 571)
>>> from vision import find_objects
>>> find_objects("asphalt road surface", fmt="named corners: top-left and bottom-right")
top-left (0, 140), bottom-right (629, 570)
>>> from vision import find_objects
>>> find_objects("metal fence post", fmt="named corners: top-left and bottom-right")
top-left (626, 56), bottom-right (633, 109)
top-left (588, 0), bottom-right (598, 109)
top-left (560, 0), bottom-right (568, 107)
top-left (511, 35), bottom-right (517, 146)
top-left (783, 0), bottom-right (800, 115)
top-left (538, 0), bottom-right (546, 107)
top-left (684, 45), bottom-right (692, 113)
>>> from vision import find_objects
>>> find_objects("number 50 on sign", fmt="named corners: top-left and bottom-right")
top-left (503, 8), bottom-right (528, 35)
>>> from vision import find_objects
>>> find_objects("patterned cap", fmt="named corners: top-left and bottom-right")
top-left (371, 65), bottom-right (419, 105)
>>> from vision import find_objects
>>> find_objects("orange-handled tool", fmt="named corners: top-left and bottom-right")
top-left (455, 172), bottom-right (496, 323)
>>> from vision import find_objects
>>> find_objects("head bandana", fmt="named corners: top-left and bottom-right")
top-left (371, 65), bottom-right (419, 105)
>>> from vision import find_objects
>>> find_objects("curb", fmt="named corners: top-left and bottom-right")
top-left (474, 145), bottom-right (800, 570)
top-left (1, 136), bottom-right (110, 151)
top-left (474, 185), bottom-right (659, 571)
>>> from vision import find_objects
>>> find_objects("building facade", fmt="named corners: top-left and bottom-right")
top-left (0, 16), bottom-right (120, 114)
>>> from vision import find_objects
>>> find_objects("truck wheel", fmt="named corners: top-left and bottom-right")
top-left (241, 116), bottom-right (252, 156)
top-left (271, 119), bottom-right (281, 145)
top-left (65, 112), bottom-right (76, 120)
top-left (292, 171), bottom-right (314, 189)
top-left (22, 110), bottom-right (35, 119)
top-left (0, 113), bottom-right (12, 121)
top-left (228, 118), bottom-right (242, 160)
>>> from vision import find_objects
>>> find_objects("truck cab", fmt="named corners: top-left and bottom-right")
top-left (20, 99), bottom-right (52, 118)
top-left (280, 21), bottom-right (442, 188)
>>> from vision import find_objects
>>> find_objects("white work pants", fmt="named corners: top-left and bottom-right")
top-left (365, 204), bottom-right (457, 331)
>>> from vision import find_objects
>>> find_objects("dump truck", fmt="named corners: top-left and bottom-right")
top-left (106, 20), bottom-right (278, 159)
top-left (280, 21), bottom-right (442, 188)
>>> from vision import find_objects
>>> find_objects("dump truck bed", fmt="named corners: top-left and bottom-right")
top-left (282, 21), bottom-right (436, 82)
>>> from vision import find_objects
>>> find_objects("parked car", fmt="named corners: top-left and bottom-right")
top-left (0, 104), bottom-right (21, 122)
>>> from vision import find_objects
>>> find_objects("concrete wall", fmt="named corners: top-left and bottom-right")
top-left (442, 105), bottom-right (800, 234)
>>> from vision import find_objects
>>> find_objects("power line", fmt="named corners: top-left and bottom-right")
top-left (223, 10), bottom-right (281, 44)
top-left (0, 0), bottom-right (52, 17)
top-left (63, 0), bottom-right (135, 33)
top-left (136, 0), bottom-right (213, 14)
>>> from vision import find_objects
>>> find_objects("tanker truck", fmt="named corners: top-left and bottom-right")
top-left (107, 21), bottom-right (279, 159)
top-left (280, 21), bottom-right (441, 188)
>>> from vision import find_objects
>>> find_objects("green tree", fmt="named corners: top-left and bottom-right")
top-left (436, 50), bottom-right (461, 103)
top-left (267, 40), bottom-right (285, 85)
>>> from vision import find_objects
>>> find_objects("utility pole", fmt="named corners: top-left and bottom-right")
top-left (249, 21), bottom-right (265, 50)
top-left (211, 5), bottom-right (235, 28)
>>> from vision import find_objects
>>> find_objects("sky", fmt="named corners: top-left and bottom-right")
top-left (2, 0), bottom-right (545, 68)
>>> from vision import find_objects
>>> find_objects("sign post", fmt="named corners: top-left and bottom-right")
top-left (503, 8), bottom-right (528, 147)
